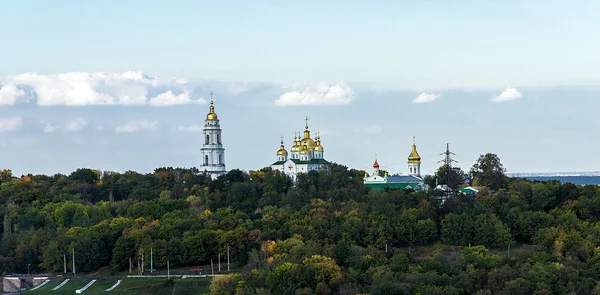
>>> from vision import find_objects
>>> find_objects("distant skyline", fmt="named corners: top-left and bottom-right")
top-left (1, 1), bottom-right (599, 176)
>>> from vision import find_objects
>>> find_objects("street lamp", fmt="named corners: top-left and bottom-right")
top-left (28, 264), bottom-right (31, 275)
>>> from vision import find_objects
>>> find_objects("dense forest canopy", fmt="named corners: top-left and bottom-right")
top-left (2, 153), bottom-right (600, 294)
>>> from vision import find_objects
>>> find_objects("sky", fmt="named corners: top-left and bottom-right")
top-left (1, 0), bottom-right (599, 176)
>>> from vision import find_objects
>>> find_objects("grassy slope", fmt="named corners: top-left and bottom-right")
top-left (25, 277), bottom-right (211, 295)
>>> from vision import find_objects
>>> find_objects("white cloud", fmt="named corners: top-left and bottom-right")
top-left (0, 72), bottom-right (207, 106)
top-left (115, 120), bottom-right (159, 133)
top-left (275, 82), bottom-right (356, 106)
top-left (63, 117), bottom-right (88, 132)
top-left (43, 123), bottom-right (56, 133)
top-left (358, 125), bottom-right (383, 134)
top-left (491, 87), bottom-right (522, 103)
top-left (149, 90), bottom-right (207, 106)
top-left (413, 93), bottom-right (440, 103)
top-left (0, 116), bottom-right (23, 132)
top-left (0, 84), bottom-right (25, 105)
top-left (42, 117), bottom-right (88, 132)
top-left (177, 124), bottom-right (204, 132)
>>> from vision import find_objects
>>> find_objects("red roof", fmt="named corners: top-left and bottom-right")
top-left (373, 160), bottom-right (380, 168)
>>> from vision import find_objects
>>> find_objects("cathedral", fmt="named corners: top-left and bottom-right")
top-left (363, 137), bottom-right (426, 191)
top-left (271, 118), bottom-right (329, 181)
top-left (199, 92), bottom-right (227, 179)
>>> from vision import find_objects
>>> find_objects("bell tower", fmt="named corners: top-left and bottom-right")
top-left (408, 136), bottom-right (421, 177)
top-left (200, 92), bottom-right (227, 179)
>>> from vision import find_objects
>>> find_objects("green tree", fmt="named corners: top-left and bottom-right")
top-left (436, 165), bottom-right (467, 190)
top-left (470, 153), bottom-right (507, 190)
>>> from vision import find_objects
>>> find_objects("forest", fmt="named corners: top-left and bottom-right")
top-left (2, 153), bottom-right (600, 294)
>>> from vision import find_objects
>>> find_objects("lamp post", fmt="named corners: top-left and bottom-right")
top-left (28, 264), bottom-right (31, 276)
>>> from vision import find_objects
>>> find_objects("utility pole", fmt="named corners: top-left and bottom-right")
top-left (141, 254), bottom-right (144, 275)
top-left (150, 248), bottom-right (153, 274)
top-left (129, 257), bottom-right (132, 275)
top-left (211, 259), bottom-right (214, 277)
top-left (218, 252), bottom-right (221, 273)
top-left (64, 254), bottom-right (66, 274)
top-left (167, 260), bottom-right (170, 280)
top-left (227, 246), bottom-right (230, 272)
top-left (72, 248), bottom-right (76, 276)
top-left (438, 143), bottom-right (458, 194)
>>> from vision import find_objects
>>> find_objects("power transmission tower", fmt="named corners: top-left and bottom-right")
top-left (438, 143), bottom-right (458, 193)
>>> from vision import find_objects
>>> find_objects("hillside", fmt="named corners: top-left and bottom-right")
top-left (2, 156), bottom-right (600, 294)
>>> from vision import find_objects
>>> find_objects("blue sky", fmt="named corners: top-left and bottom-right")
top-left (0, 0), bottom-right (599, 176)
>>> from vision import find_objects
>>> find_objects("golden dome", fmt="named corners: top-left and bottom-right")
top-left (277, 139), bottom-right (288, 155)
top-left (314, 135), bottom-right (324, 152)
top-left (300, 137), bottom-right (316, 149)
top-left (206, 97), bottom-right (218, 120)
top-left (408, 136), bottom-right (421, 164)
top-left (300, 143), bottom-right (311, 155)
top-left (290, 135), bottom-right (300, 152)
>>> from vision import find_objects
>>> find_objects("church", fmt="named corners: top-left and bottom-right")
top-left (363, 137), bottom-right (426, 191)
top-left (270, 118), bottom-right (329, 181)
top-left (199, 92), bottom-right (227, 179)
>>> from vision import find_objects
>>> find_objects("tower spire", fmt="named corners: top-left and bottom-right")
top-left (304, 116), bottom-right (309, 130)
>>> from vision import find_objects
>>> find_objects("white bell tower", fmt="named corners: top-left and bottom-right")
top-left (200, 92), bottom-right (227, 179)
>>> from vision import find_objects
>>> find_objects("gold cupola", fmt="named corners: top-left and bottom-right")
top-left (276, 138), bottom-right (288, 156)
top-left (299, 117), bottom-right (316, 149)
top-left (314, 133), bottom-right (324, 152)
top-left (206, 92), bottom-right (218, 120)
top-left (408, 136), bottom-right (421, 164)
top-left (300, 142), bottom-right (311, 155)
top-left (290, 134), bottom-right (300, 152)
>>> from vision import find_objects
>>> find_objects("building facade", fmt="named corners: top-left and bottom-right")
top-left (199, 92), bottom-right (227, 179)
top-left (271, 119), bottom-right (329, 181)
top-left (363, 137), bottom-right (425, 190)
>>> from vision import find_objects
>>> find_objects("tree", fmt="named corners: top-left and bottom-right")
top-left (470, 153), bottom-right (507, 191)
top-left (436, 165), bottom-right (467, 190)
top-left (69, 168), bottom-right (100, 185)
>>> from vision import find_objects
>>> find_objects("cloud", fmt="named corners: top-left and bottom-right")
top-left (0, 84), bottom-right (25, 105)
top-left (177, 124), bottom-right (204, 132)
top-left (115, 120), bottom-right (159, 133)
top-left (413, 93), bottom-right (440, 103)
top-left (491, 87), bottom-right (522, 103)
top-left (357, 124), bottom-right (383, 134)
top-left (275, 82), bottom-right (356, 106)
top-left (149, 90), bottom-right (207, 106)
top-left (0, 72), bottom-right (208, 106)
top-left (0, 116), bottom-right (23, 132)
top-left (42, 117), bottom-right (88, 132)
top-left (43, 123), bottom-right (56, 133)
top-left (63, 118), bottom-right (88, 132)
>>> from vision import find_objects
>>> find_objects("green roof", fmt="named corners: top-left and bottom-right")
top-left (271, 161), bottom-right (286, 165)
top-left (365, 182), bottom-right (420, 191)
top-left (460, 187), bottom-right (479, 194)
top-left (291, 158), bottom-right (329, 165)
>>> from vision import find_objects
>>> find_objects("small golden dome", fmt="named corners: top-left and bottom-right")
top-left (206, 98), bottom-right (218, 120)
top-left (300, 143), bottom-right (311, 155)
top-left (314, 135), bottom-right (324, 152)
top-left (290, 135), bottom-right (300, 152)
top-left (277, 138), bottom-right (288, 155)
top-left (408, 136), bottom-right (421, 164)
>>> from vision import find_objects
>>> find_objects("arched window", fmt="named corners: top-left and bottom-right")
top-left (205, 134), bottom-right (209, 144)
top-left (217, 134), bottom-right (221, 144)
top-left (204, 155), bottom-right (209, 165)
